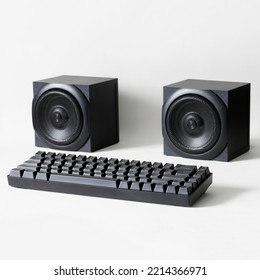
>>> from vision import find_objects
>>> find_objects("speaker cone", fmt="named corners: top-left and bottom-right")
top-left (165, 94), bottom-right (223, 155)
top-left (33, 89), bottom-right (83, 146)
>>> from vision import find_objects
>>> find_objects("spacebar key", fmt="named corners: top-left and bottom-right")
top-left (49, 174), bottom-right (118, 188)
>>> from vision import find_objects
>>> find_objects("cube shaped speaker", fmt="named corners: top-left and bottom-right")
top-left (32, 75), bottom-right (119, 152)
top-left (162, 79), bottom-right (250, 161)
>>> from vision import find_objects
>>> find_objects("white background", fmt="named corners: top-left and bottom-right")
top-left (0, 0), bottom-right (260, 260)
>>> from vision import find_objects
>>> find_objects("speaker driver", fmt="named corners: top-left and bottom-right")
top-left (165, 94), bottom-right (221, 154)
top-left (33, 89), bottom-right (83, 147)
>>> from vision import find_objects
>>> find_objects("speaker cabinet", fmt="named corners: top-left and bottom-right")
top-left (32, 75), bottom-right (119, 152)
top-left (162, 79), bottom-right (250, 161)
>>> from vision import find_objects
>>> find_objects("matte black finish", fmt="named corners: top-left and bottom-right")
top-left (33, 75), bottom-right (119, 152)
top-left (7, 151), bottom-right (213, 207)
top-left (162, 79), bottom-right (250, 161)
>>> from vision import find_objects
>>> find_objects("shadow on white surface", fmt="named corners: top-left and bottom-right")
top-left (194, 185), bottom-right (251, 207)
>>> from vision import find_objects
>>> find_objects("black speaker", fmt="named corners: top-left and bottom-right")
top-left (162, 79), bottom-right (250, 161)
top-left (32, 75), bottom-right (119, 152)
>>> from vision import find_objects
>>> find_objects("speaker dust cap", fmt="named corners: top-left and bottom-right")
top-left (32, 83), bottom-right (90, 150)
top-left (163, 88), bottom-right (227, 160)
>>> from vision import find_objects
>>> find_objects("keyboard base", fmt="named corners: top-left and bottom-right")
top-left (8, 174), bottom-right (212, 207)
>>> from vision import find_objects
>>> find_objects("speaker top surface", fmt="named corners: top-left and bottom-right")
top-left (165, 79), bottom-right (249, 91)
top-left (34, 75), bottom-right (117, 86)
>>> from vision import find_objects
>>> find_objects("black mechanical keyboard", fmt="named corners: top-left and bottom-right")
top-left (7, 151), bottom-right (212, 207)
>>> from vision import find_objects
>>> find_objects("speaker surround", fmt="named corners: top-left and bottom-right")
top-left (33, 75), bottom-right (119, 152)
top-left (162, 79), bottom-right (250, 161)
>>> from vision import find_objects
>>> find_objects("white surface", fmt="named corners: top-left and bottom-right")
top-left (0, 0), bottom-right (260, 260)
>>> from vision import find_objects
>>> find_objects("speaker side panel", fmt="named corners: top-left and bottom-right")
top-left (227, 84), bottom-right (250, 160)
top-left (88, 80), bottom-right (119, 152)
